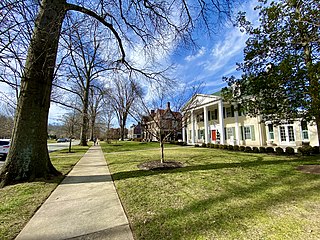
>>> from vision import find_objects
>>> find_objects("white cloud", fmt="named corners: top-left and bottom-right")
top-left (185, 47), bottom-right (206, 62)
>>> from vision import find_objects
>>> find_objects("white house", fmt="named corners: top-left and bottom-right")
top-left (182, 93), bottom-right (319, 147)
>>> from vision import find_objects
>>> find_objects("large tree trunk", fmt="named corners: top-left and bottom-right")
top-left (79, 92), bottom-right (89, 146)
top-left (0, 0), bottom-right (67, 187)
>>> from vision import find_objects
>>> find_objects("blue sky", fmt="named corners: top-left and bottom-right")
top-left (170, 0), bottom-right (259, 96)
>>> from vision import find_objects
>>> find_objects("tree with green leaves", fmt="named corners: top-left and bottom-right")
top-left (222, 0), bottom-right (320, 144)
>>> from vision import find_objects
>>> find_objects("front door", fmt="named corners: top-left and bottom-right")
top-left (279, 125), bottom-right (295, 145)
top-left (212, 130), bottom-right (217, 141)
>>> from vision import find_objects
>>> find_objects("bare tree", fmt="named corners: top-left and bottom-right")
top-left (88, 84), bottom-right (107, 141)
top-left (0, 0), bottom-right (236, 186)
top-left (106, 76), bottom-right (144, 141)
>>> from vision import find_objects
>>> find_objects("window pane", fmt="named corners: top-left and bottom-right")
top-left (280, 126), bottom-right (286, 142)
top-left (288, 126), bottom-right (295, 141)
top-left (244, 127), bottom-right (251, 140)
top-left (302, 131), bottom-right (309, 140)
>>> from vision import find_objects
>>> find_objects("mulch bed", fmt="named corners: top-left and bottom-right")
top-left (138, 160), bottom-right (184, 170)
top-left (296, 165), bottom-right (320, 174)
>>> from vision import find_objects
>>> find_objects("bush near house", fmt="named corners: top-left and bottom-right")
top-left (214, 144), bottom-right (220, 149)
top-left (252, 147), bottom-right (259, 153)
top-left (259, 147), bottom-right (266, 153)
top-left (233, 145), bottom-right (240, 151)
top-left (298, 145), bottom-right (313, 156)
top-left (312, 146), bottom-right (320, 154)
top-left (275, 147), bottom-right (284, 155)
top-left (228, 145), bottom-right (234, 151)
top-left (266, 147), bottom-right (275, 153)
top-left (239, 146), bottom-right (246, 151)
top-left (244, 146), bottom-right (252, 152)
top-left (285, 147), bottom-right (295, 155)
top-left (201, 143), bottom-right (207, 148)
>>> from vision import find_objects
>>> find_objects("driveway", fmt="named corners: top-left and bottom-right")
top-left (0, 140), bottom-right (80, 169)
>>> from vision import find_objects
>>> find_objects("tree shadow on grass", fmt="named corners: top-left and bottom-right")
top-left (129, 168), bottom-right (320, 240)
top-left (111, 158), bottom-right (305, 181)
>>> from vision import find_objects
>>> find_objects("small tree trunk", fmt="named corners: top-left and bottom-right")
top-left (160, 141), bottom-right (164, 163)
top-left (0, 0), bottom-right (66, 187)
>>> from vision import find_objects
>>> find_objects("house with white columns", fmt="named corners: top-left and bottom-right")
top-left (181, 93), bottom-right (319, 147)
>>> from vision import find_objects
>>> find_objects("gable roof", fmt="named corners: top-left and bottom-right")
top-left (181, 93), bottom-right (221, 112)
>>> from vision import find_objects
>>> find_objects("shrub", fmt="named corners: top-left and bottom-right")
top-left (195, 144), bottom-right (199, 147)
top-left (298, 145), bottom-right (313, 156)
top-left (228, 145), bottom-right (234, 150)
top-left (266, 147), bottom-right (275, 153)
top-left (201, 143), bottom-right (207, 148)
top-left (275, 147), bottom-right (284, 155)
top-left (214, 144), bottom-right (220, 149)
top-left (259, 147), bottom-right (266, 153)
top-left (285, 147), bottom-right (295, 155)
top-left (239, 146), bottom-right (245, 151)
top-left (312, 146), bottom-right (320, 154)
top-left (252, 147), bottom-right (259, 153)
top-left (219, 144), bottom-right (225, 149)
top-left (223, 144), bottom-right (229, 150)
top-left (244, 146), bottom-right (252, 152)
top-left (233, 145), bottom-right (239, 151)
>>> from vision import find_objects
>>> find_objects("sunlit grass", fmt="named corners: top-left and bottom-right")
top-left (101, 142), bottom-right (320, 240)
top-left (0, 145), bottom-right (89, 240)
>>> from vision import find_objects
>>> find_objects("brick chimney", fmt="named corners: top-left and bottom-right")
top-left (166, 102), bottom-right (170, 110)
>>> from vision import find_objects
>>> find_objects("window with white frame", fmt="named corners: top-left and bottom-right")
top-left (301, 121), bottom-right (309, 140)
top-left (198, 129), bottom-right (204, 139)
top-left (268, 124), bottom-right (274, 140)
top-left (226, 107), bottom-right (232, 118)
top-left (226, 127), bottom-right (235, 140)
top-left (244, 126), bottom-right (251, 140)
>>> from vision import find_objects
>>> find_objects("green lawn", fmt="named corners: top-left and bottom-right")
top-left (101, 142), bottom-right (320, 240)
top-left (0, 145), bottom-right (89, 240)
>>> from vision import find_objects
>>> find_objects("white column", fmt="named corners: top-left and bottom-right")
top-left (191, 110), bottom-right (195, 144)
top-left (234, 106), bottom-right (240, 145)
top-left (204, 106), bottom-right (209, 144)
top-left (182, 125), bottom-right (186, 142)
top-left (218, 100), bottom-right (225, 144)
top-left (257, 115), bottom-right (264, 146)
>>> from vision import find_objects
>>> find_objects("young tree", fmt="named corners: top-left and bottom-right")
top-left (0, 0), bottom-right (236, 186)
top-left (222, 0), bottom-right (320, 144)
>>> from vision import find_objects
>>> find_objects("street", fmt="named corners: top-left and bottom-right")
top-left (0, 140), bottom-right (80, 169)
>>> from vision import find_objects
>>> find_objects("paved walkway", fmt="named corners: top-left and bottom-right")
top-left (16, 145), bottom-right (134, 240)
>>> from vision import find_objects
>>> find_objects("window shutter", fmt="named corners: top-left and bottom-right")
top-left (231, 105), bottom-right (235, 117)
top-left (224, 127), bottom-right (227, 140)
top-left (223, 107), bottom-right (225, 118)
top-left (237, 104), bottom-right (241, 116)
top-left (240, 126), bottom-right (244, 140)
top-left (208, 110), bottom-right (211, 121)
top-left (251, 125), bottom-right (256, 141)
top-left (215, 109), bottom-right (218, 120)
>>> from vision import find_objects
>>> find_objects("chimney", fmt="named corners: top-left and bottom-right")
top-left (167, 102), bottom-right (170, 110)
top-left (151, 110), bottom-right (155, 115)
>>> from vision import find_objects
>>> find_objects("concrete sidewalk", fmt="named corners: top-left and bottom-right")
top-left (16, 145), bottom-right (134, 240)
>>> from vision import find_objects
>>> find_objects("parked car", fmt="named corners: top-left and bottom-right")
top-left (0, 139), bottom-right (10, 160)
top-left (56, 138), bottom-right (69, 143)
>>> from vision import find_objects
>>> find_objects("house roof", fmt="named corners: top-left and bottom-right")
top-left (181, 93), bottom-right (221, 112)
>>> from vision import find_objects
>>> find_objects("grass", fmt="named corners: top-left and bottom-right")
top-left (101, 142), bottom-right (320, 240)
top-left (101, 140), bottom-right (177, 153)
top-left (0, 145), bottom-right (89, 240)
